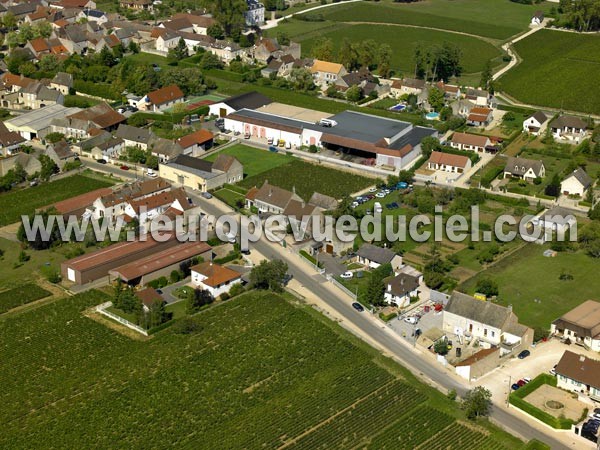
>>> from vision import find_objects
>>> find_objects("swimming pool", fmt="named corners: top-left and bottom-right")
top-left (389, 104), bottom-right (406, 112)
top-left (425, 112), bottom-right (440, 120)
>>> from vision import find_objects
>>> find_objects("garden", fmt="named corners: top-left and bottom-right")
top-left (460, 243), bottom-right (600, 330)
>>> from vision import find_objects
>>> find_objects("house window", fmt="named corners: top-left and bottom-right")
top-left (483, 328), bottom-right (488, 337)
top-left (491, 331), bottom-right (495, 338)
top-left (469, 324), bottom-right (473, 333)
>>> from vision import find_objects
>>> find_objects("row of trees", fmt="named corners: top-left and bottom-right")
top-left (414, 42), bottom-right (462, 82)
top-left (556, 0), bottom-right (600, 32)
top-left (311, 38), bottom-right (393, 77)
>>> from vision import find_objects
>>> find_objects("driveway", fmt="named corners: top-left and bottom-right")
top-left (318, 253), bottom-right (346, 276)
top-left (160, 278), bottom-right (192, 304)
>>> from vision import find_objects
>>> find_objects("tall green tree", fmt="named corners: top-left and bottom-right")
top-left (479, 59), bottom-right (493, 91)
top-left (461, 387), bottom-right (492, 419)
top-left (377, 44), bottom-right (392, 78)
top-left (311, 38), bottom-right (334, 61)
top-left (249, 259), bottom-right (288, 292)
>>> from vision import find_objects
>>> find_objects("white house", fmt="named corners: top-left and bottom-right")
top-left (141, 85), bottom-right (184, 113)
top-left (561, 167), bottom-right (593, 197)
top-left (427, 151), bottom-right (471, 174)
top-left (383, 272), bottom-right (420, 308)
top-left (442, 292), bottom-right (533, 355)
top-left (310, 60), bottom-right (347, 88)
top-left (503, 156), bottom-right (545, 182)
top-left (449, 132), bottom-right (491, 153)
top-left (531, 11), bottom-right (544, 26)
top-left (356, 243), bottom-right (403, 270)
top-left (551, 300), bottom-right (600, 352)
top-left (522, 111), bottom-right (548, 135)
top-left (244, 0), bottom-right (265, 26)
top-left (556, 350), bottom-right (600, 400)
top-left (191, 262), bottom-right (242, 298)
top-left (464, 88), bottom-right (490, 107)
top-left (528, 206), bottom-right (577, 243)
top-left (550, 115), bottom-right (588, 143)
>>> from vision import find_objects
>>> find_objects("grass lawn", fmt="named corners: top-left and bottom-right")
top-left (299, 23), bottom-right (502, 75)
top-left (0, 290), bottom-right (527, 449)
top-left (205, 143), bottom-right (294, 177)
top-left (0, 238), bottom-right (89, 289)
top-left (500, 29), bottom-right (600, 115)
top-left (125, 52), bottom-right (170, 68)
top-left (313, 0), bottom-right (549, 40)
top-left (460, 244), bottom-right (600, 329)
top-left (213, 187), bottom-right (246, 209)
top-left (239, 158), bottom-right (375, 200)
top-left (165, 299), bottom-right (187, 319)
top-left (0, 173), bottom-right (115, 226)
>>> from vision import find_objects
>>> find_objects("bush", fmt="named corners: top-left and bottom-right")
top-left (172, 317), bottom-right (202, 334)
top-left (220, 292), bottom-right (231, 301)
top-left (378, 311), bottom-right (398, 322)
top-left (170, 270), bottom-right (181, 283)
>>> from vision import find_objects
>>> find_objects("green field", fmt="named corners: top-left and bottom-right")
top-left (299, 23), bottom-right (502, 76)
top-left (0, 283), bottom-right (51, 314)
top-left (240, 158), bottom-right (374, 200)
top-left (500, 29), bottom-right (600, 115)
top-left (205, 143), bottom-right (294, 177)
top-left (313, 0), bottom-right (548, 40)
top-left (207, 145), bottom-right (374, 200)
top-left (0, 290), bottom-right (526, 448)
top-left (0, 173), bottom-right (115, 226)
top-left (460, 244), bottom-right (600, 329)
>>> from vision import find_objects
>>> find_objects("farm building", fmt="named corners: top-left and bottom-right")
top-left (551, 301), bottom-right (600, 352)
top-left (108, 241), bottom-right (212, 286)
top-left (224, 109), bottom-right (436, 170)
top-left (208, 91), bottom-right (272, 118)
top-left (159, 154), bottom-right (243, 192)
top-left (4, 104), bottom-right (81, 140)
top-left (61, 235), bottom-right (180, 285)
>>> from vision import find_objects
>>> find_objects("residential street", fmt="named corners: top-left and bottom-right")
top-left (186, 190), bottom-right (580, 450)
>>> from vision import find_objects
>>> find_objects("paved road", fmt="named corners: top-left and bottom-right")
top-left (85, 163), bottom-right (573, 449)
top-left (187, 191), bottom-right (572, 450)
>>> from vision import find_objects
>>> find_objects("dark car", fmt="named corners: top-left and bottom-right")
top-left (517, 379), bottom-right (527, 387)
top-left (511, 383), bottom-right (520, 391)
top-left (352, 302), bottom-right (364, 312)
top-left (201, 192), bottom-right (213, 199)
top-left (518, 350), bottom-right (531, 359)
top-left (269, 146), bottom-right (278, 153)
top-left (97, 158), bottom-right (107, 164)
top-left (156, 289), bottom-right (163, 295)
top-left (120, 165), bottom-right (130, 171)
top-left (282, 273), bottom-right (293, 286)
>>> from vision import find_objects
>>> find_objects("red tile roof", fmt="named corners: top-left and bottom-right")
top-left (146, 84), bottom-right (184, 106)
top-left (191, 262), bottom-right (241, 287)
top-left (176, 129), bottom-right (213, 149)
top-left (428, 151), bottom-right (470, 169)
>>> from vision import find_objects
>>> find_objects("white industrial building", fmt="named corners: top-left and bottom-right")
top-left (5, 104), bottom-right (82, 140)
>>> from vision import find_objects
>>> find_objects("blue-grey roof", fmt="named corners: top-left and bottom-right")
top-left (325, 111), bottom-right (411, 143)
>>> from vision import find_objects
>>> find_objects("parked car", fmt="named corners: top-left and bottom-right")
top-left (517, 350), bottom-right (531, 359)
top-left (404, 316), bottom-right (419, 324)
top-left (201, 192), bottom-right (213, 199)
top-left (550, 364), bottom-right (557, 375)
top-left (523, 377), bottom-right (531, 383)
top-left (340, 271), bottom-right (353, 279)
top-left (120, 165), bottom-right (130, 171)
top-left (282, 273), bottom-right (293, 285)
top-left (352, 302), bottom-right (364, 312)
top-left (269, 146), bottom-right (278, 153)
top-left (368, 187), bottom-right (377, 193)
top-left (146, 169), bottom-right (157, 178)
top-left (517, 379), bottom-right (527, 387)
top-left (29, 180), bottom-right (38, 187)
top-left (375, 192), bottom-right (386, 198)
top-left (97, 159), bottom-right (107, 164)
top-left (156, 289), bottom-right (163, 295)
top-left (511, 383), bottom-right (520, 391)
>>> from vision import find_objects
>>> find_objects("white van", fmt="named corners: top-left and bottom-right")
top-left (374, 202), bottom-right (383, 214)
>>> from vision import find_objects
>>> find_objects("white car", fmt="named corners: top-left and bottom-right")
top-left (368, 187), bottom-right (377, 193)
top-left (340, 271), bottom-right (353, 279)
top-left (375, 192), bottom-right (386, 198)
top-left (146, 169), bottom-right (157, 178)
top-left (351, 202), bottom-right (359, 208)
top-left (404, 316), bottom-right (419, 324)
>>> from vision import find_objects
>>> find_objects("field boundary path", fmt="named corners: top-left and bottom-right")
top-left (493, 20), bottom-right (551, 81)
top-left (261, 0), bottom-right (363, 30)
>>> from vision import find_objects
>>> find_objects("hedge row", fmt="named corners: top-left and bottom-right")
top-left (73, 80), bottom-right (120, 100)
top-left (214, 251), bottom-right (241, 265)
top-left (508, 373), bottom-right (574, 429)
